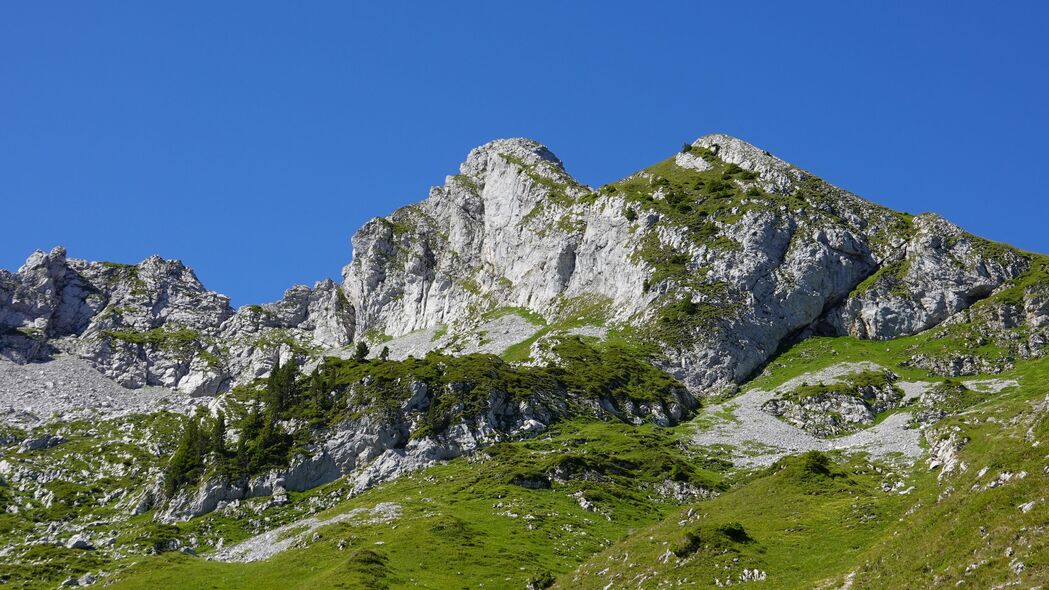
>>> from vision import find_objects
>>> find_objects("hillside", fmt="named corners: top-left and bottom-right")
top-left (1, 134), bottom-right (1047, 588)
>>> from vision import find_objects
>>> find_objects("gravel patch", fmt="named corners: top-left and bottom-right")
top-left (376, 326), bottom-right (445, 360)
top-left (0, 354), bottom-right (204, 428)
top-left (898, 380), bottom-right (931, 402)
top-left (213, 502), bottom-right (401, 563)
top-left (962, 378), bottom-right (1019, 393)
top-left (320, 314), bottom-right (544, 363)
top-left (563, 326), bottom-right (608, 339)
top-left (454, 314), bottom-right (543, 356)
top-left (693, 363), bottom-right (924, 467)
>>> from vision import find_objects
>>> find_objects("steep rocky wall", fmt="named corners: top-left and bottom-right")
top-left (0, 134), bottom-right (1035, 398)
top-left (0, 248), bottom-right (355, 395)
top-left (338, 135), bottom-right (1031, 394)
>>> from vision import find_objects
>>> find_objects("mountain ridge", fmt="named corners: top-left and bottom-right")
top-left (1, 133), bottom-right (1038, 398)
top-left (3, 133), bottom-right (1049, 589)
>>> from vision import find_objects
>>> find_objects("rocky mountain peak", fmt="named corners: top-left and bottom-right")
top-left (18, 246), bottom-right (68, 275)
top-left (459, 137), bottom-right (565, 180)
top-left (691, 133), bottom-right (804, 194)
top-left (2, 134), bottom-right (1040, 401)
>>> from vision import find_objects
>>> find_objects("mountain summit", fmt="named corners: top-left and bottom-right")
top-left (2, 135), bottom-right (1048, 588)
top-left (1, 134), bottom-right (1036, 397)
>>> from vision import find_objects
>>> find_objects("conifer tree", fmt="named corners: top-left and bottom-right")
top-left (354, 341), bottom-right (370, 362)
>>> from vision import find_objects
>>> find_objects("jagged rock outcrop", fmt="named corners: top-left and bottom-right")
top-left (217, 279), bottom-right (355, 387)
top-left (160, 374), bottom-right (697, 521)
top-left (761, 370), bottom-right (905, 437)
top-left (0, 133), bottom-right (1039, 399)
top-left (828, 213), bottom-right (1028, 339)
top-left (343, 138), bottom-right (649, 335)
top-left (0, 248), bottom-right (354, 395)
top-left (693, 133), bottom-right (804, 194)
top-left (338, 135), bottom-right (1032, 393)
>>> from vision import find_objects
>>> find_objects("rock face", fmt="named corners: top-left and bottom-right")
top-left (161, 382), bottom-right (564, 520)
top-left (762, 371), bottom-right (906, 437)
top-left (0, 134), bottom-right (1040, 398)
top-left (828, 213), bottom-right (1028, 339)
top-left (160, 375), bottom-right (697, 521)
top-left (0, 248), bottom-right (354, 395)
top-left (336, 135), bottom-right (1033, 393)
top-left (343, 138), bottom-right (649, 336)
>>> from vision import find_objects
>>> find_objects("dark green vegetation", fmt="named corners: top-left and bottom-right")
top-left (162, 336), bottom-right (693, 496)
top-left (163, 359), bottom-right (302, 491)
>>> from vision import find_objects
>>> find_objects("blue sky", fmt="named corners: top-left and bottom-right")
top-left (2, 2), bottom-right (1047, 306)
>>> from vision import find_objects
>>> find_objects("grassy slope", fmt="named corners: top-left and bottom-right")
top-left (104, 421), bottom-right (723, 590)
top-left (560, 334), bottom-right (1049, 588)
top-left (560, 453), bottom-right (917, 589)
top-left (100, 344), bottom-right (1049, 589)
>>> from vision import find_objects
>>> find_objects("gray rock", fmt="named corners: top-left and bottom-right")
top-left (829, 213), bottom-right (1027, 340)
top-left (65, 534), bottom-right (94, 550)
top-left (18, 433), bottom-right (66, 452)
top-left (2, 135), bottom-right (1036, 403)
top-left (0, 250), bottom-right (355, 400)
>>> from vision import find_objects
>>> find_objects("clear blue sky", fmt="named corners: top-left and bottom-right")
top-left (2, 2), bottom-right (1047, 306)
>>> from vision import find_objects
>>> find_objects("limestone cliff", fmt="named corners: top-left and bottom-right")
top-left (0, 134), bottom-right (1039, 397)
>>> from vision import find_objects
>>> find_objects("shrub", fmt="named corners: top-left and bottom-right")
top-left (800, 450), bottom-right (832, 476)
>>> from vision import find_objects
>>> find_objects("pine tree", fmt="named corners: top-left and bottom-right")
top-left (211, 411), bottom-right (227, 456)
top-left (265, 357), bottom-right (298, 416)
top-left (354, 341), bottom-right (370, 362)
top-left (164, 414), bottom-right (207, 495)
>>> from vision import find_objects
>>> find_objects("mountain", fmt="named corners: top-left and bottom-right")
top-left (1, 135), bottom-right (1047, 589)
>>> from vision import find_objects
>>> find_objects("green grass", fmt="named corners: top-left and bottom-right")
top-left (562, 354), bottom-right (1049, 588)
top-left (499, 295), bottom-right (612, 363)
top-left (483, 306), bottom-right (548, 327)
top-left (6, 339), bottom-right (1049, 589)
top-left (849, 257), bottom-right (913, 297)
top-left (103, 420), bottom-right (725, 590)
top-left (560, 450), bottom-right (917, 589)
top-left (104, 325), bottom-right (202, 355)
